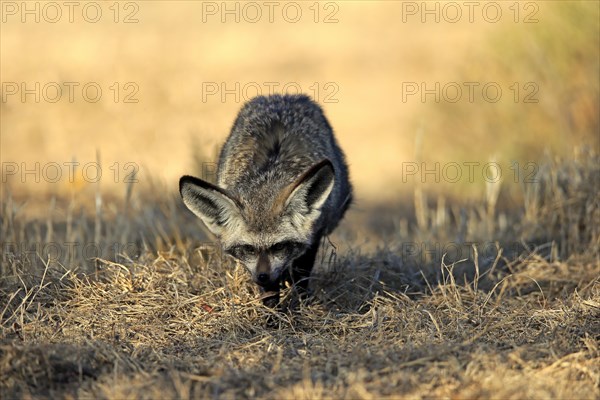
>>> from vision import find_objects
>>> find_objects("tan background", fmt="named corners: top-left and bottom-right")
top-left (2, 1), bottom-right (598, 204)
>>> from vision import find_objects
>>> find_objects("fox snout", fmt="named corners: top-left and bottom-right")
top-left (254, 251), bottom-right (279, 288)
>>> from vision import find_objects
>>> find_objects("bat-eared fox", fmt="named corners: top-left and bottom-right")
top-left (180, 94), bottom-right (352, 308)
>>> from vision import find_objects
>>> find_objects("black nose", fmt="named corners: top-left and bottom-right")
top-left (257, 273), bottom-right (270, 284)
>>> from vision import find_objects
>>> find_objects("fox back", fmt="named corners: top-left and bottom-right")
top-left (180, 94), bottom-right (352, 299)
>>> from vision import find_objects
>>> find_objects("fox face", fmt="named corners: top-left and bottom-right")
top-left (180, 159), bottom-right (335, 287)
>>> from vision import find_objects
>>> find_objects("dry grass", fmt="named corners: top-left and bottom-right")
top-left (1, 150), bottom-right (598, 399)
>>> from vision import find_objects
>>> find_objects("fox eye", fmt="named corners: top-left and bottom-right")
top-left (270, 241), bottom-right (302, 254)
top-left (271, 242), bottom-right (287, 252)
top-left (229, 244), bottom-right (257, 258)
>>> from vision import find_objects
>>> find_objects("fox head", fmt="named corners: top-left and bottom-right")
top-left (179, 160), bottom-right (335, 287)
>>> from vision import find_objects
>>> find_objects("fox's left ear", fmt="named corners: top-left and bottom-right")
top-left (179, 175), bottom-right (242, 237)
top-left (284, 160), bottom-right (335, 215)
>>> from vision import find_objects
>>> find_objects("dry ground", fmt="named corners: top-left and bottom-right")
top-left (1, 150), bottom-right (598, 399)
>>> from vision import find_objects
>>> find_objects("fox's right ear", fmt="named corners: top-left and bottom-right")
top-left (283, 159), bottom-right (335, 216)
top-left (179, 176), bottom-right (242, 237)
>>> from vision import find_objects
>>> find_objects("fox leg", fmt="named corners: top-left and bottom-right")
top-left (261, 283), bottom-right (280, 308)
top-left (290, 237), bottom-right (321, 296)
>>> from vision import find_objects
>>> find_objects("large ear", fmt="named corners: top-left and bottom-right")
top-left (179, 175), bottom-right (243, 237)
top-left (284, 160), bottom-right (335, 216)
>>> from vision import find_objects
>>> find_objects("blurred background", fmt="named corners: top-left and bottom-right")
top-left (2, 0), bottom-right (599, 207)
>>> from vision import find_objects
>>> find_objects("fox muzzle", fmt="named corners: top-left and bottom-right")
top-left (254, 251), bottom-right (275, 287)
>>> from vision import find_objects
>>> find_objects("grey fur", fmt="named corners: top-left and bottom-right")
top-left (180, 94), bottom-right (352, 302)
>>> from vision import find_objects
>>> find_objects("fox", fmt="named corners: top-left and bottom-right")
top-left (179, 94), bottom-right (352, 307)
